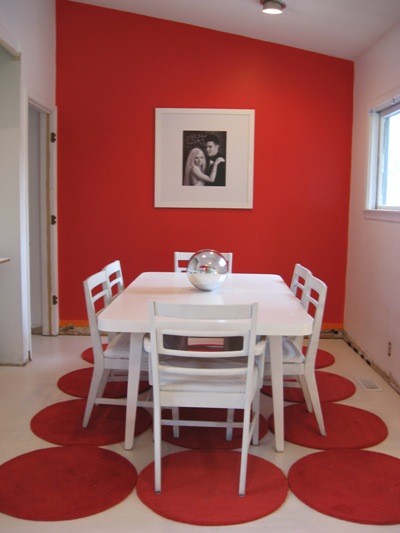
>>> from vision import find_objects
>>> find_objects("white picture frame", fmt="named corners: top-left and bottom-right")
top-left (154, 108), bottom-right (255, 209)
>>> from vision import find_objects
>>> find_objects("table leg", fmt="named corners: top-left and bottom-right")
top-left (124, 332), bottom-right (144, 450)
top-left (269, 336), bottom-right (284, 452)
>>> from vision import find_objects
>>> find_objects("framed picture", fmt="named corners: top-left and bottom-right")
top-left (154, 108), bottom-right (255, 208)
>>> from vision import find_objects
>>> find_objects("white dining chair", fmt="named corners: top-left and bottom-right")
top-left (263, 275), bottom-right (328, 436)
top-left (82, 270), bottom-right (150, 427)
top-left (148, 301), bottom-right (265, 496)
top-left (174, 251), bottom-right (233, 273)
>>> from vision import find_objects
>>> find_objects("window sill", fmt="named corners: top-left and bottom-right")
top-left (363, 209), bottom-right (400, 223)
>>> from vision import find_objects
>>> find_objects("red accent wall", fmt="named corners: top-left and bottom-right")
top-left (56, 0), bottom-right (353, 327)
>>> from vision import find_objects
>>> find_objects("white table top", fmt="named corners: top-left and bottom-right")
top-left (98, 272), bottom-right (313, 336)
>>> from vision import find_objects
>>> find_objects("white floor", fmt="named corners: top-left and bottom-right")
top-left (0, 336), bottom-right (399, 533)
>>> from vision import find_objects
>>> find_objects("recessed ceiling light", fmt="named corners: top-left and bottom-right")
top-left (261, 0), bottom-right (286, 15)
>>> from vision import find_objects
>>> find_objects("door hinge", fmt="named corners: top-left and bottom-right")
top-left (50, 132), bottom-right (56, 143)
top-left (52, 295), bottom-right (58, 305)
top-left (51, 215), bottom-right (57, 225)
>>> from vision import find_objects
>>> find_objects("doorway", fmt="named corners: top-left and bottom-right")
top-left (28, 104), bottom-right (58, 336)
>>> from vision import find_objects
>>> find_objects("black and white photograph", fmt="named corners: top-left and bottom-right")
top-left (182, 131), bottom-right (226, 187)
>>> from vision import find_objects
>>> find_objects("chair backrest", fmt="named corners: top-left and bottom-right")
top-left (83, 270), bottom-right (109, 360)
top-left (302, 275), bottom-right (327, 367)
top-left (290, 263), bottom-right (312, 307)
top-left (103, 260), bottom-right (124, 302)
top-left (174, 251), bottom-right (233, 273)
top-left (148, 301), bottom-right (258, 386)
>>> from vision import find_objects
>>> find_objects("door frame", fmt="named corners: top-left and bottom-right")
top-left (33, 103), bottom-right (58, 336)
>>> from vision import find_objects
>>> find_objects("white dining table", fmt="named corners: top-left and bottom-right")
top-left (98, 271), bottom-right (314, 451)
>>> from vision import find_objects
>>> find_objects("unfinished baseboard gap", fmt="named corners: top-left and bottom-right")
top-left (55, 327), bottom-right (344, 338)
top-left (344, 332), bottom-right (400, 396)
top-left (33, 327), bottom-right (400, 395)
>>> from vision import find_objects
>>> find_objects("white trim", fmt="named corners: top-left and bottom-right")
top-left (365, 111), bottom-right (379, 209)
top-left (49, 109), bottom-right (59, 335)
top-left (20, 86), bottom-right (32, 359)
top-left (363, 209), bottom-right (400, 223)
top-left (0, 22), bottom-right (20, 57)
top-left (28, 87), bottom-right (55, 115)
top-left (368, 85), bottom-right (400, 114)
top-left (366, 87), bottom-right (400, 212)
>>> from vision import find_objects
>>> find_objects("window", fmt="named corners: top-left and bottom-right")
top-left (376, 101), bottom-right (400, 209)
top-left (367, 97), bottom-right (400, 213)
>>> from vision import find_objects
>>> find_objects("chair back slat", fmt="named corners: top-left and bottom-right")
top-left (83, 271), bottom-right (109, 362)
top-left (302, 275), bottom-right (328, 367)
top-left (290, 263), bottom-right (312, 306)
top-left (149, 302), bottom-right (259, 381)
top-left (104, 260), bottom-right (124, 302)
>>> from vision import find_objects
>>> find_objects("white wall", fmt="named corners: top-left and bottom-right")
top-left (0, 0), bottom-right (56, 107)
top-left (345, 21), bottom-right (400, 389)
top-left (0, 46), bottom-right (25, 363)
top-left (0, 0), bottom-right (55, 364)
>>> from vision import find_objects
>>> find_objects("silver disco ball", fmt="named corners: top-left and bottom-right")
top-left (187, 249), bottom-right (228, 291)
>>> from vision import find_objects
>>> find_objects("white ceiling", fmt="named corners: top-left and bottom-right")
top-left (69, 0), bottom-right (400, 60)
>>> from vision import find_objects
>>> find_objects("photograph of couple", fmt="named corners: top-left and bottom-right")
top-left (183, 131), bottom-right (227, 187)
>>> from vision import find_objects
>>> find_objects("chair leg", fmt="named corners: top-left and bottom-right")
top-left (226, 408), bottom-right (234, 441)
top-left (304, 373), bottom-right (326, 436)
top-left (83, 367), bottom-right (108, 427)
top-left (252, 391), bottom-right (260, 446)
top-left (97, 369), bottom-right (111, 398)
top-left (238, 404), bottom-right (252, 496)
top-left (154, 405), bottom-right (162, 493)
top-left (298, 375), bottom-right (312, 411)
top-left (171, 407), bottom-right (180, 438)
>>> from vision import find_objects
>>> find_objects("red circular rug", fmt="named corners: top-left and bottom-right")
top-left (81, 346), bottom-right (99, 364)
top-left (30, 399), bottom-right (151, 446)
top-left (262, 371), bottom-right (356, 403)
top-left (0, 446), bottom-right (137, 521)
top-left (269, 402), bottom-right (388, 449)
top-left (307, 348), bottom-right (335, 369)
top-left (57, 367), bottom-right (150, 398)
top-left (289, 449), bottom-right (400, 524)
top-left (137, 450), bottom-right (288, 525)
top-left (161, 407), bottom-right (268, 449)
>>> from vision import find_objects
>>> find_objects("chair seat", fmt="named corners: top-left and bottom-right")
top-left (264, 337), bottom-right (305, 365)
top-left (104, 332), bottom-right (131, 359)
top-left (159, 368), bottom-right (260, 393)
top-left (159, 355), bottom-right (249, 370)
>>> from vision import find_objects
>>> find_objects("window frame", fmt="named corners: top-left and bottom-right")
top-left (365, 94), bottom-right (400, 222)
